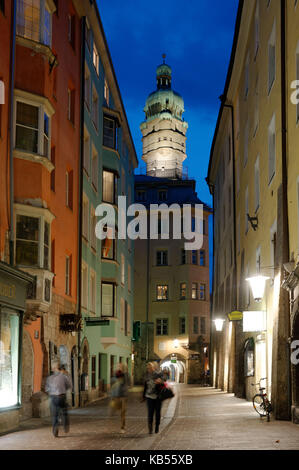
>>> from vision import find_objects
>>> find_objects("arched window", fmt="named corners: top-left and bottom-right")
top-left (244, 337), bottom-right (255, 377)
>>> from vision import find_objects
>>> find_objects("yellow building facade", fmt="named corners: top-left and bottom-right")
top-left (208, 0), bottom-right (299, 422)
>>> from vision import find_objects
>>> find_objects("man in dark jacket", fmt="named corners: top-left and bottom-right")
top-left (143, 362), bottom-right (164, 434)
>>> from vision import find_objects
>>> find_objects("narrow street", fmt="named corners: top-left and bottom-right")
top-left (0, 385), bottom-right (299, 451)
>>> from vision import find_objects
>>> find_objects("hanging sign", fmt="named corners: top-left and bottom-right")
top-left (228, 311), bottom-right (243, 321)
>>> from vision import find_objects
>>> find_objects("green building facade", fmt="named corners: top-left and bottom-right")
top-left (79, 4), bottom-right (137, 403)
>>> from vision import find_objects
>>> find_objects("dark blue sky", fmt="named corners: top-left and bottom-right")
top-left (98, 0), bottom-right (239, 207)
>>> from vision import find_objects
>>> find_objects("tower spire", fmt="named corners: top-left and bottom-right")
top-left (162, 53), bottom-right (166, 64)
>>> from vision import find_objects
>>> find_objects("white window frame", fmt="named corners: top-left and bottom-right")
top-left (90, 270), bottom-right (96, 313)
top-left (91, 145), bottom-right (98, 190)
top-left (82, 194), bottom-right (89, 241)
top-left (93, 42), bottom-right (99, 75)
top-left (268, 22), bottom-right (276, 95)
top-left (16, 0), bottom-right (54, 47)
top-left (81, 262), bottom-right (88, 309)
top-left (83, 127), bottom-right (90, 175)
top-left (84, 64), bottom-right (91, 110)
top-left (14, 96), bottom-right (52, 159)
top-left (14, 205), bottom-right (54, 270)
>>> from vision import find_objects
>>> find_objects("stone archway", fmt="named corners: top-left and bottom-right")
top-left (160, 353), bottom-right (186, 383)
top-left (20, 330), bottom-right (34, 420)
top-left (292, 311), bottom-right (299, 423)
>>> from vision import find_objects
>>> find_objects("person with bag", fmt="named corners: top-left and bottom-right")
top-left (109, 363), bottom-right (131, 433)
top-left (142, 362), bottom-right (165, 435)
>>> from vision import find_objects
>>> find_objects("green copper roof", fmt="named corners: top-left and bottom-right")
top-left (156, 63), bottom-right (172, 78)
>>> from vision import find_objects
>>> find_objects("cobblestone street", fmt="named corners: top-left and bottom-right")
top-left (1, 385), bottom-right (299, 450)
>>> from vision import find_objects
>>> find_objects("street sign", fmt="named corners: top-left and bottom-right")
top-left (228, 311), bottom-right (243, 321)
top-left (85, 317), bottom-right (110, 326)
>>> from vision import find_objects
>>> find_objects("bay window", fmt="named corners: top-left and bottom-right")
top-left (15, 214), bottom-right (51, 269)
top-left (15, 100), bottom-right (51, 158)
top-left (101, 282), bottom-right (116, 317)
top-left (102, 170), bottom-right (117, 204)
top-left (16, 0), bottom-right (54, 47)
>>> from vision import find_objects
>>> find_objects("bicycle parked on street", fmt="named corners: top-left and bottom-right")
top-left (252, 377), bottom-right (272, 422)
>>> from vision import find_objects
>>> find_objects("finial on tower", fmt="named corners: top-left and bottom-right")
top-left (162, 53), bottom-right (166, 64)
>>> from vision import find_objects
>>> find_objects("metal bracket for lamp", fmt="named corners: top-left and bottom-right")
top-left (247, 214), bottom-right (258, 231)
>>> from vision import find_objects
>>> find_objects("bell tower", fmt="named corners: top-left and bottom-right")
top-left (140, 56), bottom-right (188, 179)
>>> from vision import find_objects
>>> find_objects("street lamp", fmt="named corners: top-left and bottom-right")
top-left (246, 275), bottom-right (269, 302)
top-left (213, 319), bottom-right (225, 332)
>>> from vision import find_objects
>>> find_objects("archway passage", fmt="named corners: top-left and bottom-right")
top-left (160, 355), bottom-right (186, 383)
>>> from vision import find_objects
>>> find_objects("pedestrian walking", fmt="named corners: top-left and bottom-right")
top-left (109, 363), bottom-right (131, 433)
top-left (45, 361), bottom-right (72, 438)
top-left (142, 362), bottom-right (164, 435)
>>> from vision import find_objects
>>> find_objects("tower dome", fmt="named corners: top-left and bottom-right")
top-left (140, 56), bottom-right (188, 179)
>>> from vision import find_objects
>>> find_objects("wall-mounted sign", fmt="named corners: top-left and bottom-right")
top-left (228, 311), bottom-right (243, 321)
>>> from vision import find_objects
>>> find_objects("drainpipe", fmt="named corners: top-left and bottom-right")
top-left (77, 16), bottom-right (86, 408)
top-left (9, 0), bottom-right (17, 266)
top-left (280, 0), bottom-right (291, 420)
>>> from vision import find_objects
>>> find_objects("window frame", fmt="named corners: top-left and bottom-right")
top-left (101, 282), bottom-right (116, 318)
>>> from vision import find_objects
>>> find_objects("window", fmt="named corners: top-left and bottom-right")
top-left (93, 43), bottom-right (99, 75)
top-left (200, 317), bottom-right (206, 335)
top-left (158, 190), bottom-right (167, 202)
top-left (157, 250), bottom-right (168, 266)
top-left (0, 0), bottom-right (5, 14)
top-left (101, 282), bottom-right (115, 317)
top-left (16, 0), bottom-right (52, 46)
top-left (84, 66), bottom-right (91, 110)
top-left (128, 264), bottom-right (131, 292)
top-left (85, 23), bottom-right (91, 52)
top-left (65, 255), bottom-right (71, 295)
top-left (156, 319), bottom-right (168, 336)
top-left (136, 190), bottom-right (146, 202)
top-left (200, 250), bottom-right (205, 266)
top-left (156, 285), bottom-right (168, 301)
top-left (268, 114), bottom-right (276, 183)
top-left (67, 88), bottom-right (75, 124)
top-left (199, 284), bottom-right (206, 300)
top-left (255, 156), bottom-right (260, 212)
top-left (50, 147), bottom-right (55, 191)
top-left (82, 196), bottom-right (89, 240)
top-left (193, 317), bottom-right (199, 334)
top-left (81, 263), bottom-right (88, 308)
top-left (90, 271), bottom-right (96, 313)
top-left (254, 1), bottom-right (259, 58)
top-left (101, 227), bottom-right (116, 260)
top-left (244, 338), bottom-right (255, 377)
top-left (121, 255), bottom-right (125, 285)
top-left (15, 100), bottom-right (50, 158)
top-left (268, 23), bottom-right (276, 94)
top-left (91, 356), bottom-right (96, 389)
top-left (244, 52), bottom-right (249, 98)
top-left (91, 147), bottom-right (98, 190)
top-left (245, 186), bottom-right (249, 234)
top-left (181, 249), bottom-right (187, 265)
top-left (15, 214), bottom-right (50, 269)
top-left (244, 120), bottom-right (249, 167)
top-left (192, 250), bottom-right (198, 265)
top-left (192, 283), bottom-right (198, 300)
top-left (102, 170), bottom-right (117, 204)
top-left (90, 206), bottom-right (97, 250)
top-left (104, 78), bottom-right (109, 106)
top-left (180, 283), bottom-right (187, 300)
top-left (68, 14), bottom-right (75, 48)
top-left (83, 129), bottom-right (90, 175)
top-left (65, 170), bottom-right (73, 210)
top-left (0, 311), bottom-right (20, 408)
top-left (92, 87), bottom-right (98, 130)
top-left (179, 317), bottom-right (186, 335)
top-left (103, 116), bottom-right (116, 149)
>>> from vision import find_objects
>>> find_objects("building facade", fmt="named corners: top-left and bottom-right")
top-left (134, 62), bottom-right (211, 384)
top-left (75, 0), bottom-right (138, 403)
top-left (208, 0), bottom-right (299, 422)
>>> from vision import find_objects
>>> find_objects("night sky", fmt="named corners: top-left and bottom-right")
top-left (98, 0), bottom-right (239, 207)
